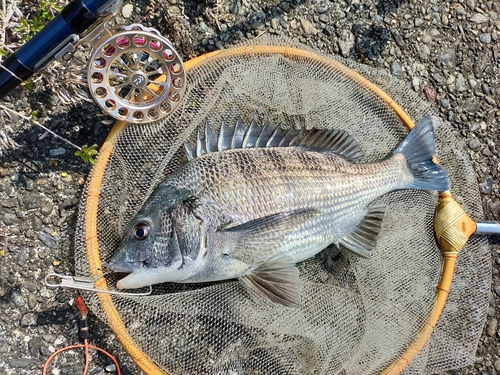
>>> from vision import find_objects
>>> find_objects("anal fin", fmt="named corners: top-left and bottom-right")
top-left (240, 256), bottom-right (301, 308)
top-left (339, 205), bottom-right (386, 258)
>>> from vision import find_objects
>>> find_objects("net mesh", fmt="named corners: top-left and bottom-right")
top-left (74, 37), bottom-right (490, 374)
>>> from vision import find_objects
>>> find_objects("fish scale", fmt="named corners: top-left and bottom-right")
top-left (174, 149), bottom-right (403, 218)
top-left (108, 115), bottom-right (450, 307)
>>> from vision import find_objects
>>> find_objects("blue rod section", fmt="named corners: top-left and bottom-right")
top-left (475, 221), bottom-right (500, 235)
top-left (0, 0), bottom-right (116, 99)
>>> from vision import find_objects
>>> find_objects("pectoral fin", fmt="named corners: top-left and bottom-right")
top-left (220, 209), bottom-right (319, 234)
top-left (339, 205), bottom-right (386, 258)
top-left (219, 209), bottom-right (319, 262)
top-left (240, 256), bottom-right (301, 308)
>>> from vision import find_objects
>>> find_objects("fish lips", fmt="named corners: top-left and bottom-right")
top-left (107, 260), bottom-right (143, 274)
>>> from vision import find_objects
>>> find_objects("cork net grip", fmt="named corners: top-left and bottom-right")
top-left (83, 43), bottom-right (483, 375)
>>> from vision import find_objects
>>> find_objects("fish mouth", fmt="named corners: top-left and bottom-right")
top-left (106, 261), bottom-right (143, 273)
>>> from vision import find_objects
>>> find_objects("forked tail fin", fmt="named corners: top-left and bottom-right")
top-left (393, 115), bottom-right (450, 191)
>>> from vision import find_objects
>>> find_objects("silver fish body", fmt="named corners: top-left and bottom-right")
top-left (108, 115), bottom-right (449, 307)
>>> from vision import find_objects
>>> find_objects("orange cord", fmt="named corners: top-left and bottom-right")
top-left (42, 296), bottom-right (121, 375)
top-left (42, 339), bottom-right (121, 375)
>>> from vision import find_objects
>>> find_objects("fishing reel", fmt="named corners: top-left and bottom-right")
top-left (84, 22), bottom-right (186, 124)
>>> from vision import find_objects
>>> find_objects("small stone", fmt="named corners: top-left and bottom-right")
top-left (48, 147), bottom-right (66, 157)
top-left (486, 317), bottom-right (498, 337)
top-left (40, 202), bottom-right (54, 216)
top-left (470, 121), bottom-right (486, 132)
top-left (442, 14), bottom-right (449, 26)
top-left (414, 18), bottom-right (424, 27)
top-left (469, 13), bottom-right (488, 23)
top-left (0, 179), bottom-right (10, 192)
top-left (482, 83), bottom-right (491, 95)
top-left (251, 22), bottom-right (265, 31)
top-left (338, 30), bottom-right (355, 57)
top-left (38, 227), bottom-right (60, 248)
top-left (10, 286), bottom-right (25, 307)
top-left (479, 34), bottom-right (491, 44)
top-left (455, 5), bottom-right (466, 16)
top-left (422, 33), bottom-right (433, 44)
top-left (455, 4), bottom-right (467, 16)
top-left (28, 337), bottom-right (43, 357)
top-left (106, 364), bottom-right (117, 372)
top-left (466, 0), bottom-right (475, 11)
top-left (494, 282), bottom-right (500, 297)
top-left (9, 359), bottom-right (34, 369)
top-left (440, 49), bottom-right (455, 65)
top-left (323, 25), bottom-right (335, 37)
top-left (17, 248), bottom-right (29, 266)
top-left (23, 192), bottom-right (42, 209)
top-left (419, 44), bottom-right (430, 58)
top-left (491, 202), bottom-right (500, 218)
top-left (392, 31), bottom-right (405, 47)
top-left (42, 334), bottom-right (56, 343)
top-left (40, 288), bottom-right (54, 299)
top-left (121, 3), bottom-right (133, 18)
top-left (374, 14), bottom-right (383, 23)
top-left (485, 96), bottom-right (496, 106)
top-left (440, 98), bottom-right (450, 109)
top-left (24, 178), bottom-right (34, 191)
top-left (468, 138), bottom-right (481, 151)
top-left (1, 199), bottom-right (16, 208)
top-left (299, 18), bottom-right (318, 35)
top-left (21, 312), bottom-right (38, 327)
top-left (230, 0), bottom-right (241, 14)
top-left (318, 14), bottom-right (328, 23)
top-left (27, 294), bottom-right (37, 310)
top-left (423, 87), bottom-right (437, 102)
top-left (465, 101), bottom-right (481, 113)
top-left (40, 346), bottom-right (51, 356)
top-left (2, 212), bottom-right (19, 225)
top-left (468, 78), bottom-right (477, 90)
top-left (495, 359), bottom-right (500, 372)
top-left (271, 18), bottom-right (279, 29)
top-left (317, 3), bottom-right (328, 13)
top-left (456, 73), bottom-right (467, 92)
top-left (488, 306), bottom-right (496, 316)
top-left (390, 61), bottom-right (403, 77)
top-left (433, 73), bottom-right (444, 84)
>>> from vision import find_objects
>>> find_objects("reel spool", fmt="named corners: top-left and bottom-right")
top-left (87, 24), bottom-right (186, 124)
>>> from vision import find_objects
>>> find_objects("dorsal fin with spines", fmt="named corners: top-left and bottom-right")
top-left (184, 118), bottom-right (364, 161)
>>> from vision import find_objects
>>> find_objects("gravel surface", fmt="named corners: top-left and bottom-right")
top-left (0, 0), bottom-right (499, 374)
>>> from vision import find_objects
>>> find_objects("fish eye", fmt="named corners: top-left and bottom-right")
top-left (133, 222), bottom-right (150, 240)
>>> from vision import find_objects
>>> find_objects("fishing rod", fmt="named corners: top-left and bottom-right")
top-left (0, 0), bottom-right (123, 100)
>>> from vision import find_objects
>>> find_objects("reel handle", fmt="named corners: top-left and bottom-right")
top-left (0, 0), bottom-right (122, 100)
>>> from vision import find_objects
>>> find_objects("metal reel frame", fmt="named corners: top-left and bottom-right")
top-left (87, 24), bottom-right (186, 124)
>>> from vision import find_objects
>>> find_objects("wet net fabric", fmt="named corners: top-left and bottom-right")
top-left (74, 38), bottom-right (490, 374)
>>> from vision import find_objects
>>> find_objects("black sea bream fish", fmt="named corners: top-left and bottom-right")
top-left (108, 115), bottom-right (449, 307)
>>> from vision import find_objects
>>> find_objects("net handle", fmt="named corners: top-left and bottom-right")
top-left (88, 45), bottom-right (468, 375)
top-left (381, 191), bottom-right (476, 374)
